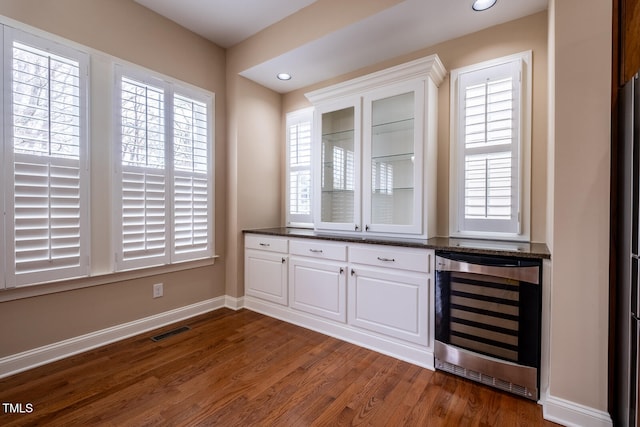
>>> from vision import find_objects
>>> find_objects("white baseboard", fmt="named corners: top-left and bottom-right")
top-left (543, 395), bottom-right (613, 427)
top-left (0, 296), bottom-right (226, 379)
top-left (224, 295), bottom-right (245, 310)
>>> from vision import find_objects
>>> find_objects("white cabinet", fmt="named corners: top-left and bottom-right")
top-left (348, 245), bottom-right (432, 346)
top-left (363, 81), bottom-right (425, 235)
top-left (243, 233), bottom-right (436, 369)
top-left (289, 257), bottom-right (346, 322)
top-left (289, 239), bottom-right (348, 322)
top-left (244, 235), bottom-right (288, 305)
top-left (306, 54), bottom-right (445, 238)
top-left (314, 100), bottom-right (362, 232)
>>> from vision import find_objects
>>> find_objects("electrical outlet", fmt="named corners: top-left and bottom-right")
top-left (153, 283), bottom-right (163, 298)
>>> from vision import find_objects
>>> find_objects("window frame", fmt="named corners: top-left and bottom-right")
top-left (285, 107), bottom-right (314, 228)
top-left (449, 51), bottom-right (532, 241)
top-left (3, 27), bottom-right (91, 288)
top-left (113, 64), bottom-right (214, 272)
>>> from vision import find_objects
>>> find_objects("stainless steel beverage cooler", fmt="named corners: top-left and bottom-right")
top-left (434, 251), bottom-right (542, 400)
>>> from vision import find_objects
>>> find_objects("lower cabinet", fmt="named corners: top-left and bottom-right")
top-left (244, 233), bottom-right (435, 369)
top-left (348, 265), bottom-right (428, 346)
top-left (244, 235), bottom-right (288, 305)
top-left (289, 257), bottom-right (347, 323)
top-left (348, 244), bottom-right (431, 346)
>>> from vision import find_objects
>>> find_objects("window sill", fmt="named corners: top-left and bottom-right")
top-left (0, 256), bottom-right (219, 303)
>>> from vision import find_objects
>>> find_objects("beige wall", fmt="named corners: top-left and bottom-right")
top-left (283, 12), bottom-right (548, 242)
top-left (0, 0), bottom-right (227, 357)
top-left (548, 0), bottom-right (611, 411)
top-left (224, 75), bottom-right (282, 298)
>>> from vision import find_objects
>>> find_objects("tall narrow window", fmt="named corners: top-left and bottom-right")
top-left (286, 108), bottom-right (313, 226)
top-left (172, 92), bottom-right (212, 261)
top-left (4, 29), bottom-right (89, 287)
top-left (114, 66), bottom-right (213, 271)
top-left (450, 52), bottom-right (531, 240)
top-left (117, 74), bottom-right (168, 269)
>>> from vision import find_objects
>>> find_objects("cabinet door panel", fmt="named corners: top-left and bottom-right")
top-left (245, 249), bottom-right (287, 305)
top-left (290, 257), bottom-right (346, 322)
top-left (349, 266), bottom-right (429, 345)
top-left (362, 81), bottom-right (425, 235)
top-left (314, 99), bottom-right (362, 232)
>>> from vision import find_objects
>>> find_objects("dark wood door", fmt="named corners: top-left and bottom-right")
top-left (622, 0), bottom-right (640, 84)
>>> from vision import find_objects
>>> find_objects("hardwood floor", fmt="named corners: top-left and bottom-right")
top-left (0, 309), bottom-right (560, 426)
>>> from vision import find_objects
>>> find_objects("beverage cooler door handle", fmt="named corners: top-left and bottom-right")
top-left (435, 256), bottom-right (540, 285)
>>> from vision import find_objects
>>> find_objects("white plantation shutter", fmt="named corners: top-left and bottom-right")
top-left (286, 108), bottom-right (313, 226)
top-left (121, 168), bottom-right (167, 261)
top-left (116, 72), bottom-right (169, 269)
top-left (172, 92), bottom-right (212, 260)
top-left (115, 67), bottom-right (214, 271)
top-left (5, 31), bottom-right (89, 287)
top-left (452, 56), bottom-right (525, 236)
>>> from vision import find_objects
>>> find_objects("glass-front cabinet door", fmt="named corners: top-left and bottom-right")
top-left (314, 99), bottom-right (361, 231)
top-left (362, 81), bottom-right (425, 234)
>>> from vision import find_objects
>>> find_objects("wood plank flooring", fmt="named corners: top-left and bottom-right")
top-left (0, 309), bottom-right (560, 426)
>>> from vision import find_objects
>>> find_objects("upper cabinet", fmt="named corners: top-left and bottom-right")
top-left (316, 99), bottom-right (362, 232)
top-left (306, 54), bottom-right (445, 238)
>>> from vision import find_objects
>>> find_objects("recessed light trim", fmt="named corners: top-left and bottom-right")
top-left (472, 0), bottom-right (497, 11)
top-left (277, 73), bottom-right (292, 81)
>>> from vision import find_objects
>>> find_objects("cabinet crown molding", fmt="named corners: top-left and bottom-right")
top-left (305, 54), bottom-right (446, 104)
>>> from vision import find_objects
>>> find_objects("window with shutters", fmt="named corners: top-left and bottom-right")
top-left (2, 28), bottom-right (90, 288)
top-left (449, 52), bottom-right (532, 240)
top-left (286, 108), bottom-right (313, 227)
top-left (114, 66), bottom-right (213, 271)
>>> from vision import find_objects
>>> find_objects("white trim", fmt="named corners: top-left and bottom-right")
top-left (305, 54), bottom-right (446, 104)
top-left (0, 297), bottom-right (225, 379)
top-left (449, 51), bottom-right (532, 241)
top-left (224, 295), bottom-right (245, 310)
top-left (542, 395), bottom-right (613, 427)
top-left (0, 256), bottom-right (218, 303)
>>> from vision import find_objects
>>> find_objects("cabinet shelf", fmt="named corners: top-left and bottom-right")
top-left (372, 187), bottom-right (413, 193)
top-left (322, 129), bottom-right (354, 143)
top-left (372, 118), bottom-right (414, 135)
top-left (371, 152), bottom-right (415, 163)
top-left (321, 189), bottom-right (355, 194)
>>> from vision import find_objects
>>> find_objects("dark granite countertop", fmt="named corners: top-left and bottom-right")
top-left (243, 227), bottom-right (551, 260)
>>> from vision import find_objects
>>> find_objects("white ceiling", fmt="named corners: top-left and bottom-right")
top-left (136, 0), bottom-right (548, 93)
top-left (135, 0), bottom-right (318, 48)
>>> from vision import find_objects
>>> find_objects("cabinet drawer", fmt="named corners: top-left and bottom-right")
top-left (290, 239), bottom-right (347, 261)
top-left (349, 244), bottom-right (430, 273)
top-left (245, 234), bottom-right (288, 253)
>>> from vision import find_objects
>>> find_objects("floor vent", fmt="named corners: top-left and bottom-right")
top-left (151, 326), bottom-right (191, 342)
top-left (435, 358), bottom-right (535, 400)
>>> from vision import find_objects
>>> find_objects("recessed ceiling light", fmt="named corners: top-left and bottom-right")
top-left (472, 0), bottom-right (497, 11)
top-left (277, 73), bottom-right (292, 81)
